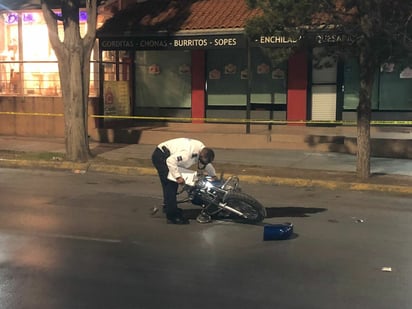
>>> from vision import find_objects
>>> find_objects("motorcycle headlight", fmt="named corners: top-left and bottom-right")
top-left (195, 178), bottom-right (207, 190)
top-left (196, 178), bottom-right (214, 191)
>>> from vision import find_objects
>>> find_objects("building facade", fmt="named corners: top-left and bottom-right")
top-left (0, 0), bottom-right (411, 138)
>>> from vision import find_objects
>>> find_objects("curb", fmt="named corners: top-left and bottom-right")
top-left (0, 158), bottom-right (89, 171)
top-left (89, 163), bottom-right (155, 176)
top-left (239, 175), bottom-right (412, 195)
top-left (1, 159), bottom-right (412, 195)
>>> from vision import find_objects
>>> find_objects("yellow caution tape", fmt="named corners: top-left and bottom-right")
top-left (0, 111), bottom-right (411, 125)
top-left (0, 111), bottom-right (64, 117)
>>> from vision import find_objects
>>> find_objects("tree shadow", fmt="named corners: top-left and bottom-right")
top-left (304, 134), bottom-right (354, 155)
top-left (95, 127), bottom-right (142, 144)
top-left (265, 206), bottom-right (326, 218)
top-left (93, 118), bottom-right (170, 144)
top-left (89, 143), bottom-right (129, 156)
top-left (305, 133), bottom-right (412, 159)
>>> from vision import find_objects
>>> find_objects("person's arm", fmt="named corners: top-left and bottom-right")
top-left (205, 163), bottom-right (217, 178)
top-left (166, 152), bottom-right (190, 181)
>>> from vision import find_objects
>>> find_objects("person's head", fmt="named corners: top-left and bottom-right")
top-left (199, 147), bottom-right (215, 165)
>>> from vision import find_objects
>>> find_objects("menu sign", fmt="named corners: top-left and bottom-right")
top-left (315, 32), bottom-right (356, 44)
top-left (255, 35), bottom-right (300, 46)
top-left (254, 31), bottom-right (356, 46)
top-left (100, 34), bottom-right (246, 50)
top-left (103, 81), bottom-right (130, 120)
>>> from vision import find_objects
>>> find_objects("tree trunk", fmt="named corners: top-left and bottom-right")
top-left (41, 0), bottom-right (97, 162)
top-left (54, 17), bottom-right (90, 162)
top-left (59, 55), bottom-right (90, 162)
top-left (356, 95), bottom-right (371, 180)
top-left (356, 45), bottom-right (376, 180)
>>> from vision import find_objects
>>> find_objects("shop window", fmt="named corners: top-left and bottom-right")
top-left (0, 10), bottom-right (101, 97)
top-left (134, 50), bottom-right (191, 108)
top-left (311, 47), bottom-right (338, 121)
top-left (343, 57), bottom-right (379, 110)
top-left (0, 13), bottom-right (20, 94)
top-left (312, 47), bottom-right (337, 84)
top-left (343, 57), bottom-right (411, 110)
top-left (250, 48), bottom-right (287, 105)
top-left (379, 62), bottom-right (412, 110)
top-left (206, 49), bottom-right (248, 106)
top-left (101, 50), bottom-right (132, 120)
top-left (22, 20), bottom-right (60, 95)
top-left (206, 48), bottom-right (287, 107)
top-left (344, 59), bottom-right (412, 111)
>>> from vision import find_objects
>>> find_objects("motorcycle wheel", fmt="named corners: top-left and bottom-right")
top-left (223, 192), bottom-right (266, 224)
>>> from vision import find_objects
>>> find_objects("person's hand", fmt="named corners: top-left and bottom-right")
top-left (176, 177), bottom-right (185, 185)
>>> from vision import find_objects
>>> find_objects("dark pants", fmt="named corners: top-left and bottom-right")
top-left (151, 147), bottom-right (180, 218)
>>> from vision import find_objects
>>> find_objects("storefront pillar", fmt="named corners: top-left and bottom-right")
top-left (287, 51), bottom-right (308, 125)
top-left (191, 50), bottom-right (205, 123)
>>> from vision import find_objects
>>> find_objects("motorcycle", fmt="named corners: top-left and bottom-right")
top-left (176, 169), bottom-right (267, 224)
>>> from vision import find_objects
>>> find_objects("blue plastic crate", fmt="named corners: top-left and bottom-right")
top-left (263, 223), bottom-right (293, 241)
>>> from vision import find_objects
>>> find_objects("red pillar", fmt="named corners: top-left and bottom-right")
top-left (287, 51), bottom-right (308, 125)
top-left (191, 50), bottom-right (205, 123)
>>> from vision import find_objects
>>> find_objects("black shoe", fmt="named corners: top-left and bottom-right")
top-left (167, 216), bottom-right (190, 225)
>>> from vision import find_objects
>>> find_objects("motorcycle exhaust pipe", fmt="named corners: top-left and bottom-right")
top-left (218, 202), bottom-right (247, 218)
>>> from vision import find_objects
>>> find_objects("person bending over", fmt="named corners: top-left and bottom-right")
top-left (151, 138), bottom-right (216, 225)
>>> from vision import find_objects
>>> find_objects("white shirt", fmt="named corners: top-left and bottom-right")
top-left (158, 138), bottom-right (216, 180)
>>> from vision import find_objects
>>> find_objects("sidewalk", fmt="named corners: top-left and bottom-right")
top-left (95, 123), bottom-right (412, 158)
top-left (0, 135), bottom-right (412, 194)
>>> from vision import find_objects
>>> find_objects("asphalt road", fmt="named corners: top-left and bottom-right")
top-left (0, 168), bottom-right (411, 309)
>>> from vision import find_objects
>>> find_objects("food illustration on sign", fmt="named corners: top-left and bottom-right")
top-left (178, 64), bottom-right (191, 75)
top-left (224, 63), bottom-right (237, 74)
top-left (257, 63), bottom-right (270, 74)
top-left (209, 69), bottom-right (221, 80)
top-left (148, 64), bottom-right (160, 75)
top-left (272, 68), bottom-right (285, 79)
top-left (400, 67), bottom-right (412, 79)
top-left (241, 68), bottom-right (248, 79)
top-left (381, 62), bottom-right (395, 73)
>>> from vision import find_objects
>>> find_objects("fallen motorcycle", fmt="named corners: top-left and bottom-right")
top-left (176, 169), bottom-right (267, 224)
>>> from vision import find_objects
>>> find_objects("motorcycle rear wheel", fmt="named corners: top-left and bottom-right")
top-left (223, 192), bottom-right (266, 224)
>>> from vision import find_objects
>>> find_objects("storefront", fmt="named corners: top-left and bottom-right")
top-left (98, 32), bottom-right (294, 126)
top-left (97, 0), bottom-right (412, 127)
top-left (98, 21), bottom-right (412, 127)
top-left (0, 0), bottom-right (411, 139)
top-left (0, 5), bottom-right (112, 138)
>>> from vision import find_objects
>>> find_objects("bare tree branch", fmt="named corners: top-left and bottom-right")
top-left (41, 1), bottom-right (64, 56)
top-left (83, 0), bottom-right (97, 50)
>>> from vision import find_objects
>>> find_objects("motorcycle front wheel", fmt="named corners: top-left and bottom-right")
top-left (223, 192), bottom-right (266, 224)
